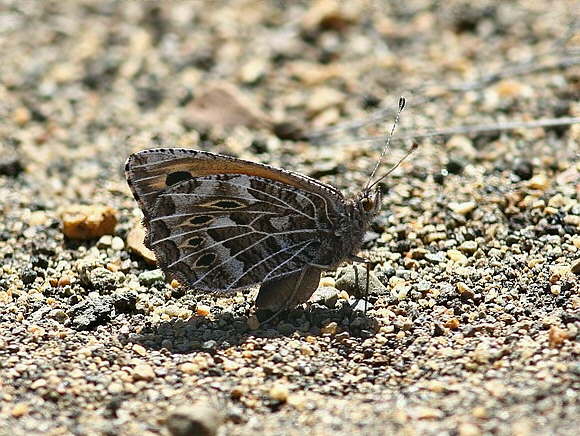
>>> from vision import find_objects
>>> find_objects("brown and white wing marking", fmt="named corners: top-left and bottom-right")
top-left (125, 148), bottom-right (350, 293)
top-left (125, 148), bottom-right (345, 217)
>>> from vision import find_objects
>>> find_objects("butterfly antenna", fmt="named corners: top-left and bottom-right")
top-left (365, 96), bottom-right (407, 190)
top-left (367, 141), bottom-right (419, 191)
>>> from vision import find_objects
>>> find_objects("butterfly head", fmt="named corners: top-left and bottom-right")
top-left (338, 187), bottom-right (381, 261)
top-left (356, 187), bottom-right (381, 219)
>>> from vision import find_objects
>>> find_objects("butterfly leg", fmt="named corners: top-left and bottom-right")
top-left (364, 260), bottom-right (370, 314)
top-left (255, 266), bottom-right (322, 324)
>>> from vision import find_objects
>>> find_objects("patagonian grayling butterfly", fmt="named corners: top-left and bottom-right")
top-left (125, 97), bottom-right (410, 321)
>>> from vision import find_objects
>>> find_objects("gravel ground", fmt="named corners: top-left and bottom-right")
top-left (1, 2), bottom-right (580, 435)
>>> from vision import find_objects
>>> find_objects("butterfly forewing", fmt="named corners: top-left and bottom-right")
top-left (125, 148), bottom-right (354, 294)
top-left (127, 148), bottom-right (344, 212)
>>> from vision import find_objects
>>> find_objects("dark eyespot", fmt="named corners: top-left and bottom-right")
top-left (209, 200), bottom-right (244, 209)
top-left (190, 215), bottom-right (213, 226)
top-left (188, 236), bottom-right (204, 249)
top-left (166, 171), bottom-right (193, 186)
top-left (195, 253), bottom-right (216, 267)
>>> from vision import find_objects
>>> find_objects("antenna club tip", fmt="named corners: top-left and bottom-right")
top-left (398, 97), bottom-right (406, 110)
top-left (411, 141), bottom-right (419, 150)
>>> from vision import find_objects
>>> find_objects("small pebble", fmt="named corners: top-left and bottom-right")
top-left (0, 145), bottom-right (23, 177)
top-left (196, 304), bottom-right (211, 316)
top-left (57, 273), bottom-right (73, 287)
top-left (127, 223), bottom-right (157, 264)
top-left (132, 344), bottom-right (147, 357)
top-left (447, 249), bottom-right (467, 264)
top-left (138, 269), bottom-right (165, 286)
top-left (306, 87), bottom-right (345, 115)
top-left (527, 174), bottom-right (550, 190)
top-left (269, 383), bottom-right (290, 402)
top-left (111, 236), bottom-right (125, 250)
top-left (416, 407), bottom-right (445, 419)
top-left (11, 403), bottom-right (28, 418)
top-left (472, 342), bottom-right (493, 364)
top-left (239, 58), bottom-right (267, 84)
top-left (458, 422), bottom-right (481, 436)
top-left (184, 82), bottom-right (272, 131)
top-left (179, 363), bottom-right (201, 375)
top-left (459, 241), bottom-right (478, 254)
top-left (457, 282), bottom-right (475, 299)
top-left (133, 363), bottom-right (155, 382)
top-left (548, 326), bottom-right (568, 348)
top-left (351, 299), bottom-right (371, 312)
top-left (30, 379), bottom-right (47, 390)
top-left (320, 322), bottom-right (338, 335)
top-left (166, 402), bottom-right (222, 436)
top-left (445, 318), bottom-right (460, 329)
top-left (12, 106), bottom-right (32, 125)
top-left (425, 232), bottom-right (447, 243)
top-left (310, 286), bottom-right (340, 308)
top-left (96, 235), bottom-right (113, 248)
top-left (60, 205), bottom-right (118, 240)
top-left (335, 265), bottom-right (387, 298)
top-left (448, 201), bottom-right (477, 216)
top-left (445, 135), bottom-right (476, 160)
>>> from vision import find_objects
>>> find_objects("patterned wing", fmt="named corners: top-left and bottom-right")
top-left (125, 148), bottom-right (348, 292)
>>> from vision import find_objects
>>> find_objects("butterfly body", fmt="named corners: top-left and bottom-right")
top-left (126, 148), bottom-right (380, 313)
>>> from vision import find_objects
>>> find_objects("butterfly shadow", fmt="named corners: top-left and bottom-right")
top-left (126, 299), bottom-right (378, 355)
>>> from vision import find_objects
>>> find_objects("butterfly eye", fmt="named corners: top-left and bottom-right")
top-left (362, 198), bottom-right (374, 212)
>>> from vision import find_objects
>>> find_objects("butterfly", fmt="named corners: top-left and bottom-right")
top-left (125, 97), bottom-right (409, 321)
